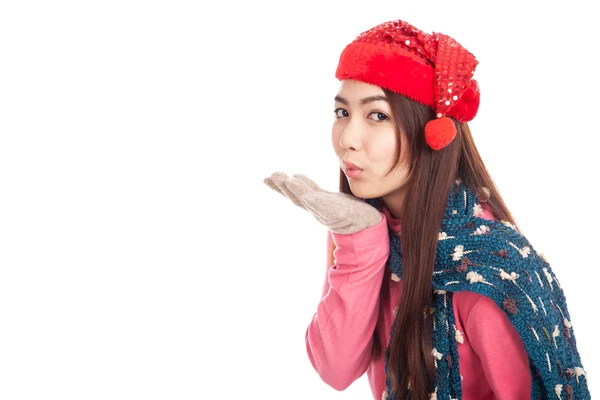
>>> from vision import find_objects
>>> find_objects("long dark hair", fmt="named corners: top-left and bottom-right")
top-left (327, 89), bottom-right (521, 399)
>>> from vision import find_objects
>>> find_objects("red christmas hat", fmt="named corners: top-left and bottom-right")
top-left (335, 20), bottom-right (480, 151)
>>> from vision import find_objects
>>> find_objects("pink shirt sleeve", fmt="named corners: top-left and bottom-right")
top-left (465, 295), bottom-right (532, 399)
top-left (305, 213), bottom-right (389, 391)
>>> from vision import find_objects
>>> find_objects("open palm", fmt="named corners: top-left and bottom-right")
top-left (263, 172), bottom-right (382, 235)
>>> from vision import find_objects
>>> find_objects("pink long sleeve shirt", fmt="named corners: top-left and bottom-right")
top-left (305, 202), bottom-right (532, 399)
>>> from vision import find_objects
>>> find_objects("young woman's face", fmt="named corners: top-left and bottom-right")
top-left (332, 79), bottom-right (412, 205)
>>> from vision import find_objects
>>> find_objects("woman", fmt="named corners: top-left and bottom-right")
top-left (264, 19), bottom-right (590, 400)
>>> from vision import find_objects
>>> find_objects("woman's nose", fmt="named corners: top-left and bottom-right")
top-left (339, 121), bottom-right (362, 151)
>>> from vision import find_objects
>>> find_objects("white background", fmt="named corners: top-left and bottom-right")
top-left (1, 0), bottom-right (598, 399)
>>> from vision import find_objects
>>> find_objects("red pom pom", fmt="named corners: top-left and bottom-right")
top-left (425, 117), bottom-right (457, 150)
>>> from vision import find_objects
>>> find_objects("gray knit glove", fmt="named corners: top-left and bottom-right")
top-left (263, 172), bottom-right (382, 235)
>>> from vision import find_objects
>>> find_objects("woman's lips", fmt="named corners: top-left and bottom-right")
top-left (343, 160), bottom-right (362, 170)
top-left (344, 168), bottom-right (362, 179)
top-left (341, 160), bottom-right (364, 179)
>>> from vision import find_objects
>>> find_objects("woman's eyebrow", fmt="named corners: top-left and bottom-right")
top-left (334, 95), bottom-right (389, 106)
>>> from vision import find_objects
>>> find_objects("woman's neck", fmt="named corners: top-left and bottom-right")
top-left (382, 190), bottom-right (406, 220)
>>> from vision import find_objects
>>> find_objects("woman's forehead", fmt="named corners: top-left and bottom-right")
top-left (335, 80), bottom-right (388, 106)
top-left (338, 79), bottom-right (384, 94)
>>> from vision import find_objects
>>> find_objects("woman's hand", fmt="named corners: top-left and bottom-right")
top-left (263, 172), bottom-right (382, 235)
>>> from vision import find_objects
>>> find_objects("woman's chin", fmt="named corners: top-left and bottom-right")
top-left (348, 182), bottom-right (376, 199)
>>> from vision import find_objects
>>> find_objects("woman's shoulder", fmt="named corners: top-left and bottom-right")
top-left (452, 290), bottom-right (506, 328)
top-left (453, 291), bottom-right (515, 332)
top-left (452, 290), bottom-right (485, 320)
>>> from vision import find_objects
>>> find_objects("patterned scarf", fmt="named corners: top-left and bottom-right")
top-left (365, 180), bottom-right (590, 399)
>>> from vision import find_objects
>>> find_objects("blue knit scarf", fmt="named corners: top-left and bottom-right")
top-left (365, 181), bottom-right (590, 400)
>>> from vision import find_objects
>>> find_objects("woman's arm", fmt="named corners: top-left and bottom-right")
top-left (465, 294), bottom-right (532, 399)
top-left (305, 213), bottom-right (389, 391)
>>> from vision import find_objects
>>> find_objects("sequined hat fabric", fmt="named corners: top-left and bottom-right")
top-left (335, 20), bottom-right (481, 151)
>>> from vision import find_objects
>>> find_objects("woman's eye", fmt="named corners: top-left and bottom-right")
top-left (333, 108), bottom-right (389, 121)
top-left (334, 108), bottom-right (348, 118)
top-left (369, 112), bottom-right (388, 121)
